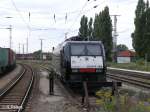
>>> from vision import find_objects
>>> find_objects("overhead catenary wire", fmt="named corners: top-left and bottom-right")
top-left (56, 1), bottom-right (90, 39)
top-left (0, 0), bottom-right (98, 15)
top-left (8, 0), bottom-right (105, 38)
top-left (64, 0), bottom-right (105, 39)
top-left (52, 2), bottom-right (89, 24)
top-left (8, 0), bottom-right (104, 41)
top-left (10, 0), bottom-right (31, 30)
top-left (0, 6), bottom-right (18, 12)
top-left (66, 0), bottom-right (89, 33)
top-left (58, 1), bottom-right (95, 39)
top-left (2, 0), bottom-right (101, 28)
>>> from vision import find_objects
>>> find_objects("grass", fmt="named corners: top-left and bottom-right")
top-left (96, 88), bottom-right (150, 112)
top-left (107, 61), bottom-right (150, 72)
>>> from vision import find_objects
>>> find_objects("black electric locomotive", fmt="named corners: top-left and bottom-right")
top-left (53, 40), bottom-right (107, 85)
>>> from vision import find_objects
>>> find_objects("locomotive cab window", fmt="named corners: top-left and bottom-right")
top-left (71, 44), bottom-right (86, 55)
top-left (71, 43), bottom-right (102, 56)
top-left (87, 44), bottom-right (102, 56)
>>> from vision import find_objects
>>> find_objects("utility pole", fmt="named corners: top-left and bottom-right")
top-left (19, 43), bottom-right (20, 54)
top-left (22, 44), bottom-right (24, 60)
top-left (39, 39), bottom-right (44, 60)
top-left (27, 12), bottom-right (31, 54)
top-left (65, 32), bottom-right (68, 40)
top-left (5, 17), bottom-right (13, 49)
top-left (7, 25), bottom-right (12, 49)
top-left (111, 15), bottom-right (120, 62)
top-left (9, 25), bottom-right (12, 49)
top-left (26, 38), bottom-right (28, 54)
top-left (0, 25), bottom-right (12, 49)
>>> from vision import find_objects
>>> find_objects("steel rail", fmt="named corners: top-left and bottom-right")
top-left (0, 64), bottom-right (34, 112)
top-left (107, 68), bottom-right (150, 80)
top-left (107, 74), bottom-right (150, 89)
top-left (0, 66), bottom-right (26, 97)
top-left (17, 65), bottom-right (35, 112)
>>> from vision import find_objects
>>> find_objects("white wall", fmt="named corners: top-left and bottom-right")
top-left (43, 54), bottom-right (47, 60)
top-left (117, 57), bottom-right (131, 63)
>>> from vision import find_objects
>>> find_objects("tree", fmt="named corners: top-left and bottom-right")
top-left (132, 0), bottom-right (146, 57)
top-left (93, 6), bottom-right (113, 60)
top-left (78, 7), bottom-right (112, 60)
top-left (132, 0), bottom-right (150, 60)
top-left (93, 14), bottom-right (100, 39)
top-left (87, 17), bottom-right (93, 40)
top-left (143, 8), bottom-right (150, 59)
top-left (33, 50), bottom-right (41, 60)
top-left (146, 0), bottom-right (149, 9)
top-left (78, 15), bottom-right (88, 40)
top-left (117, 44), bottom-right (128, 52)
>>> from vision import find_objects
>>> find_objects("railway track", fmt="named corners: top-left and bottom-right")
top-left (108, 68), bottom-right (150, 80)
top-left (0, 64), bottom-right (35, 112)
top-left (107, 69), bottom-right (150, 89)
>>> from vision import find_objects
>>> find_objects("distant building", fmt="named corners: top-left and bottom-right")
top-left (16, 52), bottom-right (52, 60)
top-left (42, 52), bottom-right (52, 60)
top-left (16, 53), bottom-right (34, 60)
top-left (117, 50), bottom-right (136, 63)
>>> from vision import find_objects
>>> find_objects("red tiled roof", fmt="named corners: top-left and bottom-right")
top-left (117, 50), bottom-right (136, 57)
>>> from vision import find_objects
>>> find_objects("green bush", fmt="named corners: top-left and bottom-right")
top-left (136, 59), bottom-right (145, 66)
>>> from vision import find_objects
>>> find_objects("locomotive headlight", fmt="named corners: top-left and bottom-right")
top-left (96, 69), bottom-right (102, 72)
top-left (98, 65), bottom-right (103, 68)
top-left (72, 69), bottom-right (78, 72)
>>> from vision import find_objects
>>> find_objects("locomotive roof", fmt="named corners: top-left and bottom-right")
top-left (53, 41), bottom-right (103, 55)
top-left (55, 41), bottom-right (102, 50)
top-left (65, 41), bottom-right (102, 44)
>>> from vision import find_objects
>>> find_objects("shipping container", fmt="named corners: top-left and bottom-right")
top-left (0, 48), bottom-right (16, 73)
top-left (0, 48), bottom-right (9, 71)
top-left (7, 48), bottom-right (16, 66)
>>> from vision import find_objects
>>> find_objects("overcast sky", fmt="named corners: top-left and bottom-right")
top-left (0, 0), bottom-right (149, 53)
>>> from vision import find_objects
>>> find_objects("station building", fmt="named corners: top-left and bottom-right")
top-left (117, 50), bottom-right (136, 63)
